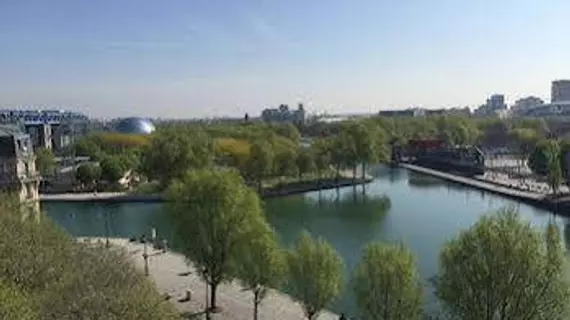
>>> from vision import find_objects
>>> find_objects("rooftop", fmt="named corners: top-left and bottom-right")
top-left (0, 125), bottom-right (24, 137)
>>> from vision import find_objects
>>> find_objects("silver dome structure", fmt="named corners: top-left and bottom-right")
top-left (115, 117), bottom-right (156, 135)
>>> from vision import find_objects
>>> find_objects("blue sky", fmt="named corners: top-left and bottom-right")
top-left (1, 0), bottom-right (569, 118)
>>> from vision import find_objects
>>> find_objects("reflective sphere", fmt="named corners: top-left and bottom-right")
top-left (115, 117), bottom-right (156, 135)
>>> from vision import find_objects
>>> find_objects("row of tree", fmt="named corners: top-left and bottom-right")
top-left (60, 115), bottom-right (557, 192)
top-left (139, 121), bottom-right (390, 191)
top-left (165, 167), bottom-right (570, 320)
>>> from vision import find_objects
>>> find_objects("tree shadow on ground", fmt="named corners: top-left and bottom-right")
top-left (180, 310), bottom-right (207, 319)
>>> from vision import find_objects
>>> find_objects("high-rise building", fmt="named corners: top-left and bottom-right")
top-left (551, 80), bottom-right (570, 103)
top-left (486, 94), bottom-right (506, 110)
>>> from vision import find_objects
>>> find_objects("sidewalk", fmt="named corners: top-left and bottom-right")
top-left (79, 237), bottom-right (338, 320)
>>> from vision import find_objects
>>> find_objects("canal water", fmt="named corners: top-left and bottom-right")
top-left (43, 166), bottom-right (569, 317)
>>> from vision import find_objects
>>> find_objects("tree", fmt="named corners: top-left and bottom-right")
top-left (35, 147), bottom-right (56, 177)
top-left (509, 128), bottom-right (538, 175)
top-left (166, 168), bottom-right (264, 313)
top-left (75, 163), bottom-right (101, 187)
top-left (245, 139), bottom-right (274, 191)
top-left (337, 125), bottom-right (359, 179)
top-left (236, 223), bottom-right (285, 320)
top-left (141, 127), bottom-right (213, 187)
top-left (100, 156), bottom-right (126, 183)
top-left (296, 150), bottom-right (316, 181)
top-left (286, 231), bottom-right (343, 320)
top-left (545, 139), bottom-right (563, 195)
top-left (528, 139), bottom-right (552, 176)
top-left (273, 123), bottom-right (301, 143)
top-left (433, 208), bottom-right (570, 319)
top-left (272, 140), bottom-right (299, 179)
top-left (0, 194), bottom-right (180, 320)
top-left (311, 138), bottom-right (332, 181)
top-left (352, 242), bottom-right (423, 320)
top-left (74, 138), bottom-right (102, 159)
top-left (0, 281), bottom-right (37, 320)
top-left (43, 244), bottom-right (180, 319)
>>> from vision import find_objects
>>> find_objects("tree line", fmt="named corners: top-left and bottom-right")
top-left (56, 116), bottom-right (560, 191)
top-left (165, 167), bottom-right (570, 320)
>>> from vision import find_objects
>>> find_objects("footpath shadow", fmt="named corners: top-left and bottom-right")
top-left (180, 310), bottom-right (207, 319)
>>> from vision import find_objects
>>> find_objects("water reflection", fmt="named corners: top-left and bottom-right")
top-left (369, 164), bottom-right (405, 183)
top-left (265, 191), bottom-right (391, 246)
top-left (407, 172), bottom-right (446, 189)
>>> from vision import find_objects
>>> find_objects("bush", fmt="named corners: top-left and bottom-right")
top-left (0, 197), bottom-right (180, 319)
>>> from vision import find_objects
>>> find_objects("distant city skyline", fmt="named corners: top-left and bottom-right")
top-left (1, 1), bottom-right (570, 118)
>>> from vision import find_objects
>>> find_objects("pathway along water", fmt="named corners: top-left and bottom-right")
top-left (43, 166), bottom-right (570, 317)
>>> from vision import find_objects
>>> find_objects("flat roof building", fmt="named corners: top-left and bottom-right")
top-left (552, 80), bottom-right (570, 103)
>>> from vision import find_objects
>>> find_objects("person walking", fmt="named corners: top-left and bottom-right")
top-left (339, 313), bottom-right (347, 320)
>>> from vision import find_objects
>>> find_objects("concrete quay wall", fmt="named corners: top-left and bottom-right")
top-left (399, 163), bottom-right (570, 213)
top-left (39, 176), bottom-right (374, 204)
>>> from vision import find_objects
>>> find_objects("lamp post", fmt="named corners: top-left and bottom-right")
top-left (142, 234), bottom-right (149, 276)
top-left (104, 209), bottom-right (110, 248)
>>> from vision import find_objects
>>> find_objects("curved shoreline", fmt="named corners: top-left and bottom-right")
top-left (78, 237), bottom-right (338, 320)
top-left (40, 176), bottom-right (374, 203)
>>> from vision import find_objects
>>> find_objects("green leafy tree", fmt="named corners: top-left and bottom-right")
top-left (99, 156), bottom-right (126, 183)
top-left (509, 128), bottom-right (538, 175)
top-left (246, 139), bottom-right (274, 191)
top-left (74, 138), bottom-right (102, 159)
top-left (352, 242), bottom-right (423, 320)
top-left (166, 168), bottom-right (264, 312)
top-left (545, 139), bottom-right (563, 195)
top-left (273, 123), bottom-right (301, 143)
top-left (528, 139), bottom-right (551, 176)
top-left (329, 137), bottom-right (347, 180)
top-left (43, 245), bottom-right (180, 319)
top-left (236, 223), bottom-right (285, 320)
top-left (337, 124), bottom-right (359, 179)
top-left (0, 194), bottom-right (180, 320)
top-left (286, 231), bottom-right (343, 320)
top-left (311, 138), bottom-right (332, 180)
top-left (433, 208), bottom-right (570, 320)
top-left (0, 281), bottom-right (37, 320)
top-left (344, 122), bottom-right (379, 180)
top-left (141, 127), bottom-right (213, 187)
top-left (296, 150), bottom-right (316, 180)
top-left (35, 147), bottom-right (56, 177)
top-left (75, 163), bottom-right (101, 186)
top-left (273, 144), bottom-right (298, 179)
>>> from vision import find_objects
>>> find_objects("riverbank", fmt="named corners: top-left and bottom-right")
top-left (400, 163), bottom-right (570, 213)
top-left (77, 237), bottom-right (337, 320)
top-left (40, 174), bottom-right (373, 203)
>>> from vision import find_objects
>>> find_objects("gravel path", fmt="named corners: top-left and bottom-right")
top-left (79, 237), bottom-right (339, 320)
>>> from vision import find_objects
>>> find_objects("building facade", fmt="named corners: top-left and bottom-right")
top-left (474, 94), bottom-right (508, 117)
top-left (0, 126), bottom-right (40, 217)
top-left (261, 103), bottom-right (306, 124)
top-left (0, 109), bottom-right (90, 151)
top-left (378, 108), bottom-right (425, 117)
top-left (511, 96), bottom-right (544, 117)
top-left (551, 80), bottom-right (570, 103)
top-left (519, 101), bottom-right (570, 118)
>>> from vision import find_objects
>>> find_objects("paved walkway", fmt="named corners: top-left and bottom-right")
top-left (78, 237), bottom-right (338, 320)
top-left (400, 164), bottom-right (543, 201)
